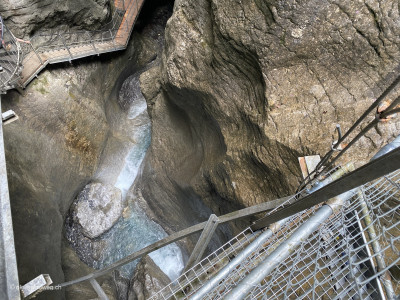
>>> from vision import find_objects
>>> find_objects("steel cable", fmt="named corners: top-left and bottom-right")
top-left (297, 72), bottom-right (400, 192)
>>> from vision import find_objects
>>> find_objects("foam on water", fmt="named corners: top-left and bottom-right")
top-left (95, 75), bottom-right (184, 280)
top-left (114, 122), bottom-right (150, 199)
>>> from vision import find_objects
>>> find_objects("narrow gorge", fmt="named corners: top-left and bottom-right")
top-left (0, 0), bottom-right (399, 299)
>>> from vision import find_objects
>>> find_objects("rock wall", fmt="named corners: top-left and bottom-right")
top-left (140, 0), bottom-right (400, 236)
top-left (3, 63), bottom-right (110, 299)
top-left (0, 0), bottom-right (111, 38)
top-left (128, 255), bottom-right (171, 300)
top-left (1, 8), bottom-right (159, 299)
top-left (2, 0), bottom-right (400, 299)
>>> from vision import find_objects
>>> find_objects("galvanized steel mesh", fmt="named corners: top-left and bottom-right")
top-left (151, 167), bottom-right (400, 299)
top-left (0, 18), bottom-right (22, 93)
top-left (150, 227), bottom-right (259, 299)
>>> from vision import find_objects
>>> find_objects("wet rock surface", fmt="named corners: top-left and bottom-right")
top-left (61, 3), bottom-right (183, 300)
top-left (75, 182), bottom-right (123, 239)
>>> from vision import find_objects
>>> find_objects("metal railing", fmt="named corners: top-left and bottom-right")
top-left (1, 0), bottom-right (145, 91)
top-left (26, 146), bottom-right (398, 299)
top-left (0, 17), bottom-right (22, 93)
top-left (151, 163), bottom-right (400, 299)
top-left (52, 196), bottom-right (291, 299)
top-left (18, 0), bottom-right (144, 88)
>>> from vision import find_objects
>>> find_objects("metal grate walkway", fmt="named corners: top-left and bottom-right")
top-left (150, 167), bottom-right (400, 299)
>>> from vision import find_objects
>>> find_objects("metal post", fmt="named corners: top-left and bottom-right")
top-left (122, 0), bottom-right (125, 10)
top-left (89, 279), bottom-right (109, 300)
top-left (357, 191), bottom-right (395, 300)
top-left (184, 214), bottom-right (219, 272)
top-left (191, 217), bottom-right (290, 300)
top-left (87, 32), bottom-right (98, 56)
top-left (110, 30), bottom-right (116, 50)
top-left (30, 43), bottom-right (43, 65)
top-left (0, 96), bottom-right (20, 300)
top-left (225, 190), bottom-right (354, 299)
top-left (355, 135), bottom-right (400, 300)
top-left (60, 34), bottom-right (73, 63)
top-left (125, 11), bottom-right (129, 34)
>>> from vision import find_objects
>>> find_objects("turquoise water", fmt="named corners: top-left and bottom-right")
top-left (93, 200), bottom-right (184, 280)
top-left (94, 75), bottom-right (184, 280)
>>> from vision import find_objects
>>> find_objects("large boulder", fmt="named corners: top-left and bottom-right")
top-left (128, 255), bottom-right (171, 300)
top-left (75, 182), bottom-right (123, 239)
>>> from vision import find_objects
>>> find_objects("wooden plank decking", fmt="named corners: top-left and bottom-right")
top-left (19, 0), bottom-right (144, 88)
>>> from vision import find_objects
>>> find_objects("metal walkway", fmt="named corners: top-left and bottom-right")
top-left (0, 0), bottom-right (145, 93)
top-left (20, 146), bottom-right (396, 300)
top-left (150, 156), bottom-right (400, 300)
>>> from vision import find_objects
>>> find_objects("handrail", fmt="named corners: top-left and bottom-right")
top-left (57, 195), bottom-right (291, 287)
top-left (0, 21), bottom-right (23, 93)
top-left (17, 0), bottom-right (146, 89)
top-left (252, 146), bottom-right (400, 230)
top-left (56, 148), bottom-right (400, 290)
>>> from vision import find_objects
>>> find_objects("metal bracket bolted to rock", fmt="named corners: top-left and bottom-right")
top-left (75, 182), bottom-right (123, 239)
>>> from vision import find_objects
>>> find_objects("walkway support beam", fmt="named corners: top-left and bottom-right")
top-left (191, 217), bottom-right (289, 300)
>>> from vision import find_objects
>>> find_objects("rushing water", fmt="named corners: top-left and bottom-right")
top-left (93, 74), bottom-right (184, 280)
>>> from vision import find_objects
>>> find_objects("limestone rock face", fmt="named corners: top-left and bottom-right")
top-left (75, 182), bottom-right (123, 239)
top-left (0, 0), bottom-right (111, 37)
top-left (2, 21), bottom-right (143, 299)
top-left (4, 63), bottom-right (110, 299)
top-left (128, 255), bottom-right (171, 300)
top-left (1, 1), bottom-right (175, 299)
top-left (139, 0), bottom-right (400, 234)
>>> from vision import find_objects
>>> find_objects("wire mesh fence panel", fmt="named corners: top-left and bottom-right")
top-left (151, 168), bottom-right (400, 300)
top-left (149, 227), bottom-right (260, 299)
top-left (0, 21), bottom-right (22, 92)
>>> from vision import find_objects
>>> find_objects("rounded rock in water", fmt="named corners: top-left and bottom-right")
top-left (76, 182), bottom-right (123, 239)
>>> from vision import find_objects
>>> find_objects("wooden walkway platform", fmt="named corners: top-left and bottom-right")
top-left (19, 0), bottom-right (145, 88)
